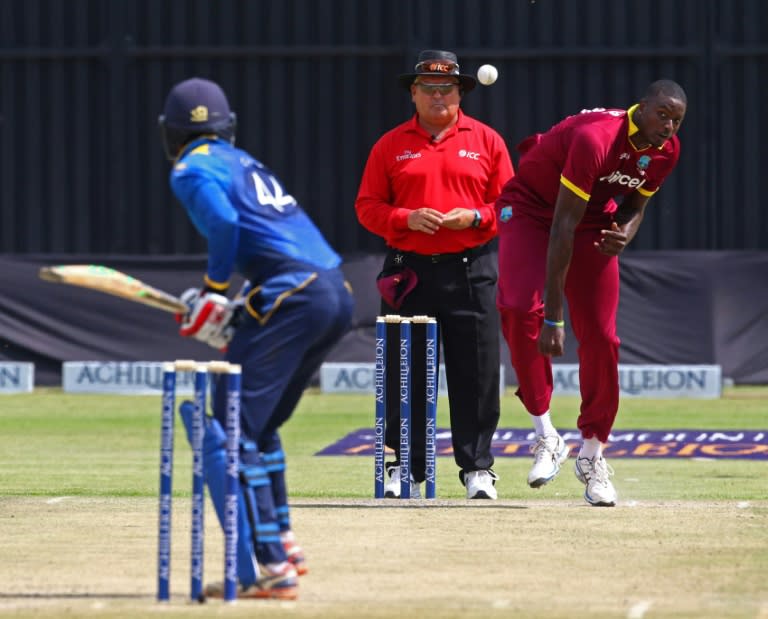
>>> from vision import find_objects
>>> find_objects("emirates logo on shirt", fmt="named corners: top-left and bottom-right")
top-left (396, 150), bottom-right (422, 162)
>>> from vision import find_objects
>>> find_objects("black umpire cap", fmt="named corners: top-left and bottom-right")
top-left (397, 50), bottom-right (477, 93)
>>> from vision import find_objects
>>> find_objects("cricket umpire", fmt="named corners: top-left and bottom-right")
top-left (355, 50), bottom-right (514, 499)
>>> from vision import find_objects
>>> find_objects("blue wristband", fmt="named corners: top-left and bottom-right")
top-left (543, 318), bottom-right (565, 328)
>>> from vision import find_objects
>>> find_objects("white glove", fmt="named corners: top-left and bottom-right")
top-left (177, 288), bottom-right (236, 350)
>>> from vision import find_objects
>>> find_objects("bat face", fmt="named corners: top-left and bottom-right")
top-left (39, 264), bottom-right (188, 314)
top-left (40, 264), bottom-right (132, 286)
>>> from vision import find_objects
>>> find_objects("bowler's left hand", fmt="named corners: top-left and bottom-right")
top-left (594, 222), bottom-right (628, 256)
top-left (538, 323), bottom-right (565, 357)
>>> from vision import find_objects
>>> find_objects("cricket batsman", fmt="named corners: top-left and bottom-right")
top-left (158, 77), bottom-right (354, 599)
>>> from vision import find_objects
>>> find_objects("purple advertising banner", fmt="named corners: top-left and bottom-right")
top-left (317, 428), bottom-right (768, 460)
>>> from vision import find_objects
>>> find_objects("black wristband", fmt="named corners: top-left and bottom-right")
top-left (471, 209), bottom-right (482, 228)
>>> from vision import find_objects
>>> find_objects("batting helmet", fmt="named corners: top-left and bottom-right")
top-left (158, 77), bottom-right (237, 160)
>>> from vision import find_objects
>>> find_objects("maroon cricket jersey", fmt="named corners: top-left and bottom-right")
top-left (497, 106), bottom-right (680, 226)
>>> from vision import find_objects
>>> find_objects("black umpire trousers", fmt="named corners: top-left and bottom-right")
top-left (380, 243), bottom-right (500, 482)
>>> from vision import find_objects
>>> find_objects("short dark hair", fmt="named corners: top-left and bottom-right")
top-left (643, 79), bottom-right (687, 106)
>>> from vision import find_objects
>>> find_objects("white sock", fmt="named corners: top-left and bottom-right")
top-left (280, 530), bottom-right (295, 543)
top-left (265, 561), bottom-right (290, 574)
top-left (531, 411), bottom-right (557, 437)
top-left (579, 437), bottom-right (603, 460)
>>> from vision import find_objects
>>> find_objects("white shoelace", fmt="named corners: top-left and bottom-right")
top-left (582, 457), bottom-right (615, 486)
top-left (530, 435), bottom-right (561, 462)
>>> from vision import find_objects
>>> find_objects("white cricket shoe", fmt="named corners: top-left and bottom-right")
top-left (574, 456), bottom-right (617, 507)
top-left (463, 469), bottom-right (499, 500)
top-left (383, 465), bottom-right (421, 499)
top-left (527, 434), bottom-right (570, 488)
top-left (204, 562), bottom-right (298, 600)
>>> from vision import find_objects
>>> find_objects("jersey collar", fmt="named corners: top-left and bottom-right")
top-left (176, 134), bottom-right (222, 162)
top-left (627, 104), bottom-right (665, 151)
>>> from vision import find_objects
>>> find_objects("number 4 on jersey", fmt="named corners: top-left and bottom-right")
top-left (251, 171), bottom-right (297, 212)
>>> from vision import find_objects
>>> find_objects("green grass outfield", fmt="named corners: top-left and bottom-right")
top-left (1, 386), bottom-right (765, 500)
top-left (0, 387), bottom-right (766, 618)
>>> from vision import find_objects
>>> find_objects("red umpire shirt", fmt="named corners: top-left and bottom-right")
top-left (356, 110), bottom-right (514, 254)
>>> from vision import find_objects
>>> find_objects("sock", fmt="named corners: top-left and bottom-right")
top-left (264, 561), bottom-right (291, 574)
top-left (280, 530), bottom-right (295, 544)
top-left (579, 437), bottom-right (603, 460)
top-left (531, 411), bottom-right (557, 437)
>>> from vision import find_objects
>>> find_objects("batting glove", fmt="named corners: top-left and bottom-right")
top-left (176, 288), bottom-right (236, 350)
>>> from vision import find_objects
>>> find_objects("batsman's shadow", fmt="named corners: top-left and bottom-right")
top-left (0, 593), bottom-right (149, 600)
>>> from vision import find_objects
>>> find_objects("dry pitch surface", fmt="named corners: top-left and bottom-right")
top-left (1, 496), bottom-right (766, 618)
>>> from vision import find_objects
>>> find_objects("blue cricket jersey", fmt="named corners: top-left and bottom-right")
top-left (169, 136), bottom-right (341, 289)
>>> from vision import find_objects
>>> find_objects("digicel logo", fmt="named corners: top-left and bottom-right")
top-left (598, 171), bottom-right (647, 189)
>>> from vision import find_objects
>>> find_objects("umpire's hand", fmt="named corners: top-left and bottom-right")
top-left (441, 207), bottom-right (476, 230)
top-left (408, 208), bottom-right (444, 234)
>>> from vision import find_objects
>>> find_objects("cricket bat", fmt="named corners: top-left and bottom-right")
top-left (39, 264), bottom-right (188, 314)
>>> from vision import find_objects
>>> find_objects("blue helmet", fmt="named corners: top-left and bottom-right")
top-left (158, 77), bottom-right (237, 160)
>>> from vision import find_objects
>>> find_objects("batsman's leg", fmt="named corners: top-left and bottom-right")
top-left (179, 401), bottom-right (259, 587)
top-left (260, 432), bottom-right (307, 575)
